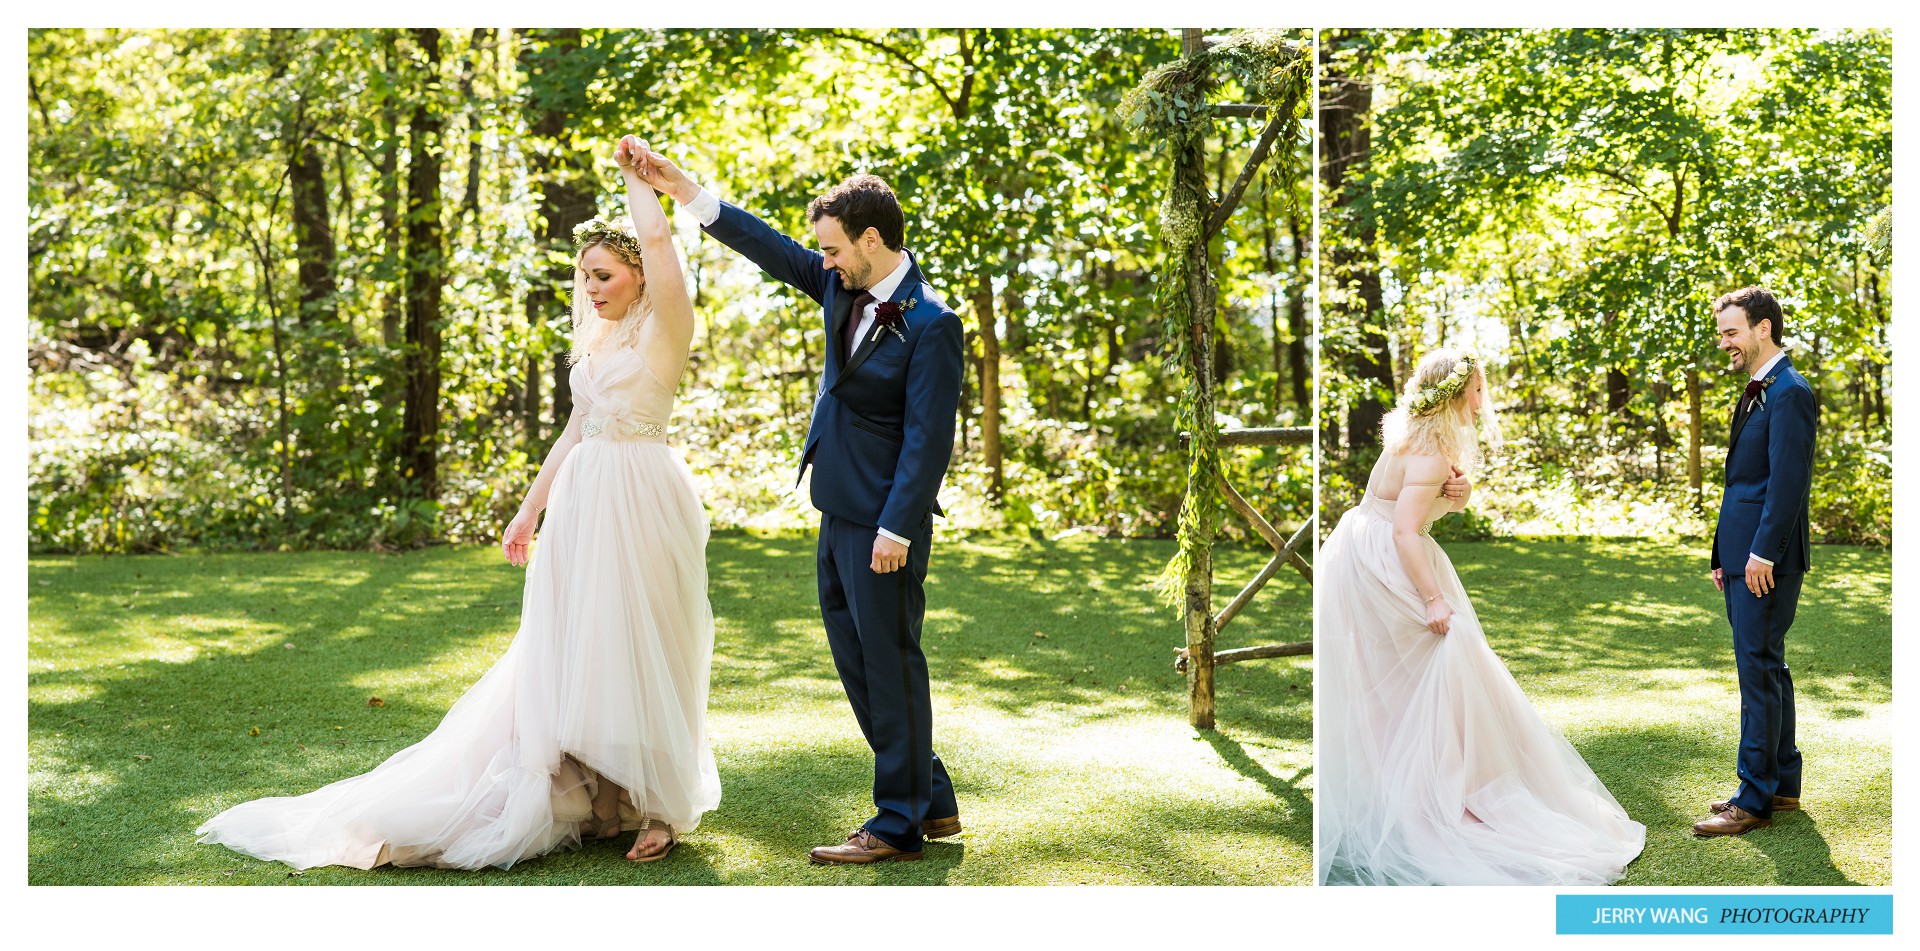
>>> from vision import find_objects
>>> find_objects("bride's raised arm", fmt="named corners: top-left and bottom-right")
top-left (615, 136), bottom-right (695, 373)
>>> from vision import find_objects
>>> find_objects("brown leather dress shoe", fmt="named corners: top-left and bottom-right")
top-left (1693, 804), bottom-right (1772, 837)
top-left (1708, 794), bottom-right (1799, 814)
top-left (809, 828), bottom-right (924, 865)
top-left (922, 814), bottom-right (962, 839)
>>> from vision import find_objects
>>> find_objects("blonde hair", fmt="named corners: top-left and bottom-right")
top-left (1380, 347), bottom-right (1503, 473)
top-left (568, 233), bottom-right (652, 363)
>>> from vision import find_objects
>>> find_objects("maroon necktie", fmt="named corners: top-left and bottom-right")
top-left (844, 291), bottom-right (876, 361)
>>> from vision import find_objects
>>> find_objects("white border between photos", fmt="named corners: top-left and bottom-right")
top-left (11, 2), bottom-right (1908, 948)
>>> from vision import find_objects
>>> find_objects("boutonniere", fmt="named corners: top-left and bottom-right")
top-left (871, 296), bottom-right (914, 343)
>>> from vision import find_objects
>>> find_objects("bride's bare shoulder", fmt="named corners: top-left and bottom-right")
top-left (1397, 451), bottom-right (1453, 485)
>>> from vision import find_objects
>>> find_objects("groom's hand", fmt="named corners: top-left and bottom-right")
top-left (1711, 567), bottom-right (1725, 592)
top-left (871, 534), bottom-right (909, 574)
top-left (1744, 555), bottom-right (1775, 597)
top-left (636, 146), bottom-right (700, 206)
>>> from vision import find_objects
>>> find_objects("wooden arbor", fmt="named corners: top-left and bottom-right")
top-left (1174, 426), bottom-right (1313, 728)
top-left (1126, 30), bottom-right (1314, 730)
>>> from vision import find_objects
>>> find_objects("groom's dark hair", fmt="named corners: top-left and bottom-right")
top-left (1714, 286), bottom-right (1784, 346)
top-left (808, 175), bottom-right (905, 252)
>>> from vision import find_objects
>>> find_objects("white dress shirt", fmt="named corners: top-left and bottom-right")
top-left (1744, 348), bottom-right (1788, 568)
top-left (686, 187), bottom-right (917, 549)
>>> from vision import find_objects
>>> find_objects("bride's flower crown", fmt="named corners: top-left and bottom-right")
top-left (572, 216), bottom-right (644, 268)
top-left (1405, 352), bottom-right (1477, 416)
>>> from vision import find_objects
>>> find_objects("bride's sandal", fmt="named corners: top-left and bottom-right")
top-left (578, 814), bottom-right (623, 841)
top-left (626, 817), bottom-right (677, 863)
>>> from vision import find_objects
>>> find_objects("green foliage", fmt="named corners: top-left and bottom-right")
top-left (30, 28), bottom-right (1313, 553)
top-left (1119, 31), bottom-right (1311, 602)
top-left (1811, 423), bottom-right (1892, 547)
top-left (1319, 29), bottom-right (1891, 545)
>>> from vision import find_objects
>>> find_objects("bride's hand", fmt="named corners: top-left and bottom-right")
top-left (614, 136), bottom-right (660, 191)
top-left (502, 507), bottom-right (538, 568)
top-left (1423, 596), bottom-right (1453, 636)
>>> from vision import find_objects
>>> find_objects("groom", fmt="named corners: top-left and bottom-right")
top-left (631, 148), bottom-right (965, 863)
top-left (1695, 286), bottom-right (1816, 837)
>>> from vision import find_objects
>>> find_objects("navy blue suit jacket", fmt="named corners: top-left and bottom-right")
top-left (700, 200), bottom-right (964, 535)
top-left (1713, 354), bottom-right (1817, 575)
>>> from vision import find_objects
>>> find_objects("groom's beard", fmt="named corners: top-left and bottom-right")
top-left (1729, 343), bottom-right (1755, 373)
top-left (837, 255), bottom-right (875, 290)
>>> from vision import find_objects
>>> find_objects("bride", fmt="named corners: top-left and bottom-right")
top-left (1315, 347), bottom-right (1645, 886)
top-left (197, 135), bottom-right (718, 869)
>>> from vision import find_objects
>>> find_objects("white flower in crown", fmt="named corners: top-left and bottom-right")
top-left (1406, 352), bottom-right (1477, 417)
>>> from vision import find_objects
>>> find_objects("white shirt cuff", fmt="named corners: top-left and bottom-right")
top-left (1749, 553), bottom-right (1775, 567)
top-left (877, 527), bottom-right (911, 547)
top-left (686, 187), bottom-right (721, 227)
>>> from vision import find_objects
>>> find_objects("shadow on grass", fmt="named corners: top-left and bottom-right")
top-left (1577, 725), bottom-right (1862, 887)
top-left (1453, 540), bottom-right (1890, 708)
top-left (29, 534), bottom-right (1309, 885)
top-left (705, 532), bottom-right (1311, 724)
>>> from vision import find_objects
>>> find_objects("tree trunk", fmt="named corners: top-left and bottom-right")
top-left (971, 268), bottom-right (1005, 501)
top-left (523, 354), bottom-right (542, 443)
top-left (400, 28), bottom-right (445, 502)
top-left (459, 28), bottom-right (490, 227)
top-left (551, 350), bottom-right (573, 428)
top-left (1285, 193), bottom-right (1310, 414)
top-left (1687, 368), bottom-right (1703, 508)
top-left (289, 140), bottom-right (337, 327)
top-left (1320, 31), bottom-right (1389, 451)
top-left (956, 330), bottom-right (974, 452)
top-left (1650, 379), bottom-right (1673, 483)
top-left (1607, 363), bottom-right (1632, 458)
top-left (519, 28), bottom-right (594, 439)
top-left (1867, 270), bottom-right (1887, 425)
top-left (379, 33), bottom-right (404, 349)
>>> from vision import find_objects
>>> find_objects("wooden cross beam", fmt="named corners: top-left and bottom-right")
top-left (1213, 473), bottom-right (1312, 627)
top-left (1179, 425), bottom-right (1312, 448)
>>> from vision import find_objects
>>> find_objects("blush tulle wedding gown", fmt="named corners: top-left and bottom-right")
top-left (197, 346), bottom-right (720, 870)
top-left (1315, 488), bottom-right (1645, 885)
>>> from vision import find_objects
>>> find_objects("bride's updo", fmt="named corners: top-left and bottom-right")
top-left (568, 216), bottom-right (653, 362)
top-left (1380, 347), bottom-right (1502, 473)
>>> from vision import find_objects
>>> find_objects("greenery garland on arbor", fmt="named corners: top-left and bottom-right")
top-left (1119, 30), bottom-right (1309, 605)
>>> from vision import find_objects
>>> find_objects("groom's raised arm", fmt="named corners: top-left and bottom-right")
top-left (696, 198), bottom-right (831, 306)
top-left (633, 146), bottom-right (830, 305)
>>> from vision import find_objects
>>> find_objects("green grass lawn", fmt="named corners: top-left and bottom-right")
top-left (27, 532), bottom-right (1311, 886)
top-left (1450, 538), bottom-right (1892, 886)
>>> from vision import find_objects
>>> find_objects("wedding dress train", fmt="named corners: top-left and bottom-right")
top-left (1316, 491), bottom-right (1645, 885)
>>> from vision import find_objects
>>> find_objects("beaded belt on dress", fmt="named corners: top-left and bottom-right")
top-left (1357, 494), bottom-right (1432, 535)
top-left (582, 417), bottom-right (669, 441)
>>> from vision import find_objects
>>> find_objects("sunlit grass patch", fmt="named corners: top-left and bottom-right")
top-left (1451, 538), bottom-right (1890, 886)
top-left (28, 533), bottom-right (1311, 886)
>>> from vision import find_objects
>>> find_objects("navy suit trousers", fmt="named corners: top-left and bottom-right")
top-left (1725, 569), bottom-right (1804, 818)
top-left (816, 512), bottom-right (957, 851)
